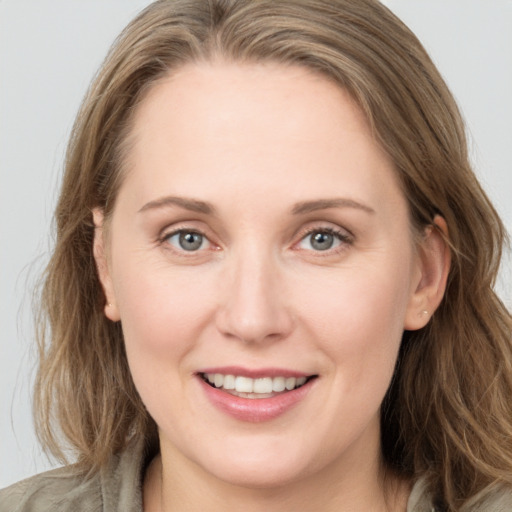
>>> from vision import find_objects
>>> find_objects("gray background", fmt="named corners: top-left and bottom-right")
top-left (1, 0), bottom-right (511, 488)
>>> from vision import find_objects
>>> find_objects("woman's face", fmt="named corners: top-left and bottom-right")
top-left (96, 62), bottom-right (434, 488)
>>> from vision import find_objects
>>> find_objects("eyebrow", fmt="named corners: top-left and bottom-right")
top-left (138, 195), bottom-right (374, 217)
top-left (138, 196), bottom-right (215, 215)
top-left (291, 198), bottom-right (375, 215)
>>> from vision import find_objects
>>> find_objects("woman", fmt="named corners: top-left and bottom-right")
top-left (1, 0), bottom-right (511, 510)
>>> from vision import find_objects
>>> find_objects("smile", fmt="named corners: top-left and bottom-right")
top-left (198, 370), bottom-right (317, 422)
top-left (201, 373), bottom-right (311, 398)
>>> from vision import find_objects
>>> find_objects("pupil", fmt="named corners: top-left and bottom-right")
top-left (179, 232), bottom-right (202, 251)
top-left (311, 232), bottom-right (333, 250)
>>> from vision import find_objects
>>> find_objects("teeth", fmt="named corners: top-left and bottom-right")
top-left (203, 373), bottom-right (310, 393)
top-left (223, 374), bottom-right (235, 390)
top-left (253, 377), bottom-right (272, 394)
top-left (273, 376), bottom-right (286, 392)
top-left (285, 377), bottom-right (296, 390)
top-left (235, 376), bottom-right (253, 393)
top-left (214, 374), bottom-right (224, 388)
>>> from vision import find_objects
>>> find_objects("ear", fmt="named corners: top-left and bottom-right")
top-left (404, 216), bottom-right (451, 330)
top-left (92, 208), bottom-right (120, 321)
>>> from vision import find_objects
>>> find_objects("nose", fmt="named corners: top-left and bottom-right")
top-left (215, 247), bottom-right (294, 345)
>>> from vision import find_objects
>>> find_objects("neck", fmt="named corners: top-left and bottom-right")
top-left (143, 436), bottom-right (410, 512)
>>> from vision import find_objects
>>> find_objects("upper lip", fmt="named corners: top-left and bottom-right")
top-left (197, 366), bottom-right (314, 379)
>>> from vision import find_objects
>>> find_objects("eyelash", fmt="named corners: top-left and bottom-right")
top-left (294, 226), bottom-right (353, 254)
top-left (158, 225), bottom-right (353, 256)
top-left (159, 227), bottom-right (215, 254)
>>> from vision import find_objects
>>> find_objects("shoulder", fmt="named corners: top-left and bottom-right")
top-left (0, 438), bottom-right (147, 512)
top-left (0, 465), bottom-right (101, 512)
top-left (407, 477), bottom-right (512, 512)
top-left (461, 485), bottom-right (512, 512)
top-left (407, 477), bottom-right (436, 512)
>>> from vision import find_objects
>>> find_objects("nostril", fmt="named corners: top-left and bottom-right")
top-left (214, 295), bottom-right (295, 345)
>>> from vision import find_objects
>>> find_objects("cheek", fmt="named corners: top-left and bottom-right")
top-left (112, 257), bottom-right (217, 360)
top-left (112, 266), bottom-right (219, 415)
top-left (296, 259), bottom-right (412, 371)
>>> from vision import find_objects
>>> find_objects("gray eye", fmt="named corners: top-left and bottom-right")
top-left (309, 231), bottom-right (335, 251)
top-left (179, 232), bottom-right (204, 251)
top-left (166, 231), bottom-right (207, 251)
top-left (297, 229), bottom-right (345, 252)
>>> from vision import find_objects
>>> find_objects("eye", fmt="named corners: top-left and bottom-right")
top-left (297, 228), bottom-right (350, 252)
top-left (164, 230), bottom-right (210, 252)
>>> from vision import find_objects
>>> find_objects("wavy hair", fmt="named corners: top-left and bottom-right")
top-left (34, 1), bottom-right (512, 509)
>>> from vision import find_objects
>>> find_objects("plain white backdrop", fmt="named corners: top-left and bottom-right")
top-left (1, 0), bottom-right (511, 488)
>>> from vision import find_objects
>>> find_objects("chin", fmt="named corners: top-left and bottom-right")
top-left (208, 459), bottom-right (310, 490)
top-left (188, 438), bottom-right (321, 490)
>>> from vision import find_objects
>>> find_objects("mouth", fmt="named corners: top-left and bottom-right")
top-left (197, 368), bottom-right (318, 422)
top-left (199, 372), bottom-right (316, 399)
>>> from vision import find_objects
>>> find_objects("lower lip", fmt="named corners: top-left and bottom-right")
top-left (198, 377), bottom-right (315, 422)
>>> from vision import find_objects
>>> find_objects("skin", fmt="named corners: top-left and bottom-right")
top-left (94, 61), bottom-right (450, 511)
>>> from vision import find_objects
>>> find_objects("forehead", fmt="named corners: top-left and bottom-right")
top-left (132, 61), bottom-right (369, 147)
top-left (119, 61), bottom-right (403, 214)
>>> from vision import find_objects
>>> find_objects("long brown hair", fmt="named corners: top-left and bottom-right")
top-left (34, 1), bottom-right (512, 509)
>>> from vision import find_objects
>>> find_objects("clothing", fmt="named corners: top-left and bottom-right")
top-left (1, 441), bottom-right (511, 512)
top-left (0, 440), bottom-right (146, 512)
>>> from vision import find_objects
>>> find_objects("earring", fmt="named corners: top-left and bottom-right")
top-left (421, 310), bottom-right (429, 316)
